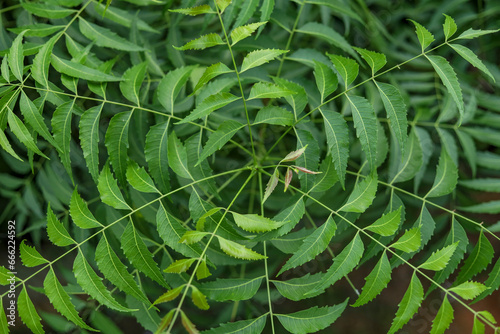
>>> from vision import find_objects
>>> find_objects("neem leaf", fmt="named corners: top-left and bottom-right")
top-left (20, 240), bottom-right (48, 267)
top-left (276, 300), bottom-right (348, 334)
top-left (232, 212), bottom-right (286, 233)
top-left (231, 22), bottom-right (267, 45)
top-left (341, 173), bottom-right (378, 213)
top-left (174, 33), bottom-right (224, 51)
top-left (408, 19), bottom-right (435, 51)
top-left (217, 236), bottom-right (266, 260)
top-left (240, 49), bottom-right (287, 73)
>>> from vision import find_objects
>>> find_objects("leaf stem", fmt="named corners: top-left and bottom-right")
top-left (214, 0), bottom-right (258, 165)
top-left (166, 170), bottom-right (255, 333)
top-left (276, 0), bottom-right (305, 77)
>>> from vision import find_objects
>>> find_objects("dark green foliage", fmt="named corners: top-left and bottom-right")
top-left (0, 1), bottom-right (499, 333)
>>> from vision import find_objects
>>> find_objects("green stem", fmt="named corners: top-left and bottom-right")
top-left (214, 1), bottom-right (257, 165)
top-left (276, 0), bottom-right (305, 77)
top-left (166, 170), bottom-right (255, 333)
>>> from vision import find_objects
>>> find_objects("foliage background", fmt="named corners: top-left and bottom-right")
top-left (0, 0), bottom-right (499, 333)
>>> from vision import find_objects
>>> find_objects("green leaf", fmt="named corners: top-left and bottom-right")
top-left (253, 106), bottom-right (293, 126)
top-left (352, 252), bottom-right (391, 307)
top-left (178, 92), bottom-right (240, 124)
top-left (153, 285), bottom-right (184, 305)
top-left (197, 120), bottom-right (244, 164)
top-left (391, 227), bottom-right (421, 253)
top-left (193, 63), bottom-right (233, 93)
top-left (473, 257), bottom-right (500, 303)
top-left (8, 30), bottom-right (26, 82)
top-left (167, 131), bottom-right (191, 179)
top-left (307, 233), bottom-right (364, 294)
top-left (93, 2), bottom-right (158, 33)
top-left (51, 100), bottom-right (74, 179)
top-left (388, 273), bottom-right (424, 334)
top-left (273, 273), bottom-right (325, 301)
top-left (19, 92), bottom-right (59, 149)
top-left (164, 258), bottom-right (196, 273)
top-left (426, 148), bottom-right (458, 198)
top-left (442, 14), bottom-right (457, 40)
top-left (321, 110), bottom-right (349, 187)
top-left (272, 77), bottom-right (308, 116)
top-left (95, 236), bottom-right (150, 305)
top-left (408, 19), bottom-right (435, 51)
top-left (79, 104), bottom-right (102, 182)
top-left (20, 240), bottom-right (48, 267)
top-left (278, 216), bottom-right (336, 275)
top-left (18, 286), bottom-right (44, 334)
top-left (313, 60), bottom-right (338, 101)
top-left (120, 62), bottom-right (148, 105)
top-left (47, 204), bottom-right (75, 247)
top-left (347, 95), bottom-right (378, 169)
top-left (247, 82), bottom-right (295, 100)
top-left (196, 260), bottom-right (211, 280)
top-left (457, 28), bottom-right (500, 40)
top-left (231, 22), bottom-right (267, 45)
top-left (73, 251), bottom-right (133, 312)
top-left (9, 24), bottom-right (64, 37)
top-left (0, 127), bottom-right (22, 161)
top-left (121, 221), bottom-right (168, 287)
top-left (7, 108), bottom-right (48, 159)
top-left (276, 300), bottom-right (348, 334)
top-left (191, 286), bottom-right (209, 310)
top-left (449, 44), bottom-right (495, 82)
top-left (341, 173), bottom-right (377, 213)
top-left (456, 231), bottom-right (494, 284)
top-left (449, 281), bottom-right (488, 300)
top-left (216, 0), bottom-right (231, 13)
top-left (430, 297), bottom-right (454, 334)
top-left (180, 230), bottom-right (210, 244)
top-left (1, 55), bottom-right (9, 82)
top-left (202, 316), bottom-right (266, 334)
top-left (328, 54), bottom-right (359, 88)
top-left (200, 277), bottom-right (263, 301)
top-left (311, 156), bottom-right (339, 193)
top-left (157, 66), bottom-right (197, 113)
top-left (51, 55), bottom-right (121, 82)
top-left (232, 0), bottom-right (259, 29)
top-left (145, 121), bottom-right (170, 192)
top-left (365, 207), bottom-right (402, 236)
top-left (126, 161), bottom-right (158, 193)
top-left (232, 212), bottom-right (286, 233)
top-left (460, 178), bottom-right (500, 193)
top-left (44, 268), bottom-right (96, 331)
top-left (419, 243), bottom-right (458, 271)
top-left (97, 163), bottom-right (131, 210)
top-left (426, 55), bottom-right (464, 120)
top-left (171, 5), bottom-right (215, 16)
top-left (294, 129), bottom-right (320, 192)
top-left (375, 82), bottom-right (408, 153)
top-left (217, 236), bottom-right (266, 260)
top-left (174, 33), bottom-right (224, 51)
top-left (472, 316), bottom-right (485, 334)
top-left (391, 129), bottom-right (423, 183)
top-left (297, 22), bottom-right (356, 58)
top-left (157, 205), bottom-right (203, 258)
top-left (105, 110), bottom-right (132, 186)
top-left (354, 47), bottom-right (386, 75)
top-left (79, 18), bottom-right (144, 51)
top-left (461, 201), bottom-right (500, 214)
top-left (263, 169), bottom-right (279, 204)
top-left (432, 218), bottom-right (468, 287)
top-left (240, 49), bottom-right (287, 73)
top-left (0, 299), bottom-right (7, 333)
top-left (22, 2), bottom-right (75, 18)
